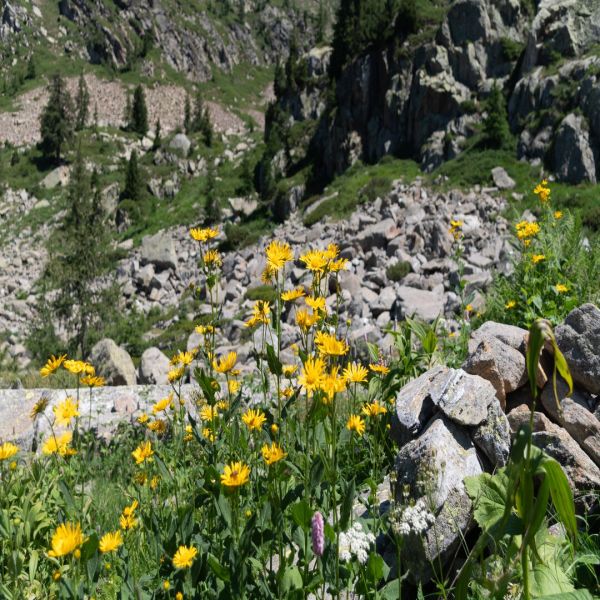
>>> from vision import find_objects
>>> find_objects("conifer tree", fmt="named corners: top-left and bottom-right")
top-left (39, 73), bottom-right (74, 163)
top-left (43, 149), bottom-right (116, 357)
top-left (184, 94), bottom-right (192, 133)
top-left (201, 107), bottom-right (213, 147)
top-left (123, 149), bottom-right (143, 203)
top-left (130, 84), bottom-right (149, 135)
top-left (75, 73), bottom-right (90, 131)
top-left (204, 162), bottom-right (220, 224)
top-left (483, 83), bottom-right (511, 149)
top-left (26, 56), bottom-right (36, 80)
top-left (153, 119), bottom-right (162, 151)
top-left (191, 90), bottom-right (206, 132)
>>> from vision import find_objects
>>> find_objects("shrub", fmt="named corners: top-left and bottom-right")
top-left (386, 260), bottom-right (412, 282)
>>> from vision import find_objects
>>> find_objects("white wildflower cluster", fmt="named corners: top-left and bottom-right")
top-left (338, 522), bottom-right (375, 565)
top-left (390, 498), bottom-right (435, 537)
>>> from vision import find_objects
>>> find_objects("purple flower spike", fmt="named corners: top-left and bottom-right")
top-left (311, 511), bottom-right (324, 557)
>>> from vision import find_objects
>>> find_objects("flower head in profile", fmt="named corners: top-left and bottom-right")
top-left (320, 366), bottom-right (347, 403)
top-left (152, 394), bottom-right (174, 414)
top-left (132, 441), bottom-right (153, 465)
top-left (282, 364), bottom-right (298, 378)
top-left (369, 363), bottom-right (390, 376)
top-left (265, 240), bottom-right (294, 272)
top-left (0, 442), bottom-right (18, 461)
top-left (212, 351), bottom-right (237, 374)
top-left (346, 415), bottom-right (366, 436)
top-left (40, 354), bottom-right (67, 377)
top-left (296, 308), bottom-right (319, 332)
top-left (531, 254), bottom-right (546, 264)
top-left (362, 401), bottom-right (388, 417)
top-left (221, 461), bottom-right (250, 488)
top-left (53, 397), bottom-right (79, 427)
top-left (99, 531), bottom-right (123, 554)
top-left (48, 522), bottom-right (84, 558)
top-left (190, 226), bottom-right (219, 243)
top-left (168, 366), bottom-right (185, 383)
top-left (305, 296), bottom-right (327, 313)
top-left (343, 362), bottom-right (368, 384)
top-left (242, 408), bottom-right (266, 431)
top-left (63, 360), bottom-right (94, 375)
top-left (315, 331), bottom-right (349, 357)
top-left (261, 442), bottom-right (287, 466)
top-left (42, 432), bottom-right (75, 457)
top-left (30, 394), bottom-right (50, 420)
top-left (298, 356), bottom-right (326, 395)
top-left (173, 545), bottom-right (198, 569)
top-left (203, 249), bottom-right (222, 268)
top-left (281, 287), bottom-right (305, 302)
top-left (245, 301), bottom-right (271, 328)
top-left (80, 375), bottom-right (105, 387)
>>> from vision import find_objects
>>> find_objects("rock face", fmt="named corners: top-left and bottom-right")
top-left (556, 304), bottom-right (600, 394)
top-left (552, 114), bottom-right (597, 184)
top-left (89, 339), bottom-right (137, 386)
top-left (138, 347), bottom-right (170, 385)
top-left (140, 232), bottom-right (178, 271)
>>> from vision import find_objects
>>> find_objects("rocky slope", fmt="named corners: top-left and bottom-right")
top-left (274, 0), bottom-right (600, 185)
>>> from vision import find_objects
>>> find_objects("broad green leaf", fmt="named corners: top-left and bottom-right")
top-left (527, 319), bottom-right (547, 398)
top-left (281, 566), bottom-right (303, 592)
top-left (465, 472), bottom-right (509, 530)
top-left (290, 499), bottom-right (312, 531)
top-left (266, 344), bottom-right (283, 377)
top-left (536, 591), bottom-right (594, 600)
top-left (208, 553), bottom-right (230, 582)
top-left (541, 458), bottom-right (577, 541)
top-left (366, 552), bottom-right (388, 583)
top-left (217, 493), bottom-right (232, 529)
top-left (154, 454), bottom-right (173, 482)
top-left (339, 478), bottom-right (356, 531)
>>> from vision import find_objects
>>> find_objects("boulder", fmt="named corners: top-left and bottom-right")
top-left (169, 133), bottom-right (192, 156)
top-left (138, 347), bottom-right (170, 385)
top-left (41, 165), bottom-right (70, 189)
top-left (555, 303), bottom-right (600, 394)
top-left (395, 286), bottom-right (445, 321)
top-left (491, 166), bottom-right (516, 190)
top-left (472, 399), bottom-right (511, 467)
top-left (140, 232), bottom-right (177, 271)
top-left (552, 114), bottom-right (597, 184)
top-left (89, 339), bottom-right (137, 386)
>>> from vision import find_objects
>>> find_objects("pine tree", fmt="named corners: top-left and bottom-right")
top-left (92, 103), bottom-right (99, 136)
top-left (204, 162), bottom-right (220, 224)
top-left (184, 94), bottom-right (192, 133)
top-left (201, 107), bottom-right (213, 147)
top-left (26, 56), bottom-right (36, 80)
top-left (39, 73), bottom-right (74, 163)
top-left (42, 149), bottom-right (116, 357)
top-left (191, 90), bottom-right (206, 133)
top-left (123, 149), bottom-right (143, 202)
top-left (237, 154), bottom-right (254, 195)
top-left (153, 119), bottom-right (162, 151)
top-left (130, 84), bottom-right (149, 135)
top-left (483, 83), bottom-right (511, 149)
top-left (75, 73), bottom-right (90, 131)
top-left (316, 0), bottom-right (327, 44)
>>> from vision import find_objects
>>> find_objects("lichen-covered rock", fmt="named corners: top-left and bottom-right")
top-left (472, 399), bottom-right (511, 467)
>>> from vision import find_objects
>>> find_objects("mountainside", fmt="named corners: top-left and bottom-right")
top-left (270, 0), bottom-right (600, 189)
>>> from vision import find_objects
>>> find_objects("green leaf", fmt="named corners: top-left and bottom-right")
top-left (541, 458), bottom-right (577, 541)
top-left (290, 499), bottom-right (312, 531)
top-left (527, 320), bottom-right (547, 398)
top-left (339, 478), bottom-right (356, 532)
top-left (281, 566), bottom-right (303, 592)
top-left (208, 553), bottom-right (230, 582)
top-left (28, 550), bottom-right (38, 583)
top-left (465, 472), bottom-right (509, 530)
top-left (154, 454), bottom-right (173, 482)
top-left (366, 552), bottom-right (388, 583)
top-left (217, 493), bottom-right (232, 529)
top-left (266, 344), bottom-right (283, 377)
top-left (537, 593), bottom-right (594, 600)
top-left (58, 480), bottom-right (76, 514)
top-left (309, 456), bottom-right (325, 489)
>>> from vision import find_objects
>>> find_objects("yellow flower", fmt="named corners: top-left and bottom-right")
top-left (99, 531), bottom-right (123, 554)
top-left (325, 243), bottom-right (340, 260)
top-left (80, 375), bottom-right (105, 387)
top-left (42, 432), bottom-right (74, 457)
top-left (120, 500), bottom-right (138, 530)
top-left (48, 522), bottom-right (84, 558)
top-left (296, 308), bottom-right (318, 331)
top-left (53, 397), bottom-right (79, 427)
top-left (314, 331), bottom-right (349, 356)
top-left (282, 364), bottom-right (298, 377)
top-left (555, 283), bottom-right (569, 293)
top-left (305, 296), bottom-right (326, 313)
top-left (53, 570), bottom-right (61, 581)
top-left (202, 427), bottom-right (217, 443)
top-left (63, 360), bottom-right (93, 375)
top-left (242, 408), bottom-right (266, 431)
top-left (298, 356), bottom-right (326, 395)
top-left (270, 423), bottom-right (279, 434)
top-left (150, 476), bottom-right (160, 489)
top-left (329, 257), bottom-right (349, 272)
top-left (554, 210), bottom-right (563, 220)
top-left (261, 442), bottom-right (287, 465)
top-left (176, 593), bottom-right (184, 600)
top-left (449, 219), bottom-right (463, 240)
top-left (533, 179), bottom-right (551, 203)
top-left (200, 405), bottom-right (219, 421)
top-left (152, 394), bottom-right (174, 414)
top-left (30, 394), bottom-right (50, 420)
top-left (195, 324), bottom-right (215, 335)
top-left (148, 419), bottom-right (167, 434)
top-left (132, 441), bottom-right (153, 465)
top-left (163, 581), bottom-right (171, 590)
top-left (265, 240), bottom-right (294, 272)
top-left (173, 545), bottom-right (198, 569)
top-left (228, 379), bottom-right (241, 395)
top-left (531, 254), bottom-right (546, 264)
top-left (346, 415), bottom-right (366, 436)
top-left (465, 304), bottom-right (473, 313)
top-left (168, 366), bottom-right (185, 383)
top-left (190, 226), bottom-right (219, 243)
top-left (343, 362), bottom-right (369, 383)
top-left (299, 249), bottom-right (328, 273)
top-left (40, 354), bottom-right (67, 377)
top-left (213, 351), bottom-right (237, 373)
top-left (220, 461), bottom-right (250, 488)
top-left (505, 300), bottom-right (516, 309)
top-left (368, 363), bottom-right (388, 375)
top-left (515, 221), bottom-right (540, 240)
top-left (137, 413), bottom-right (149, 424)
top-left (320, 366), bottom-right (347, 403)
top-left (281, 386), bottom-right (294, 399)
top-left (245, 300), bottom-right (271, 328)
top-left (281, 287), bottom-right (305, 301)
top-left (0, 442), bottom-right (18, 461)
top-left (362, 401), bottom-right (388, 417)
top-left (203, 249), bottom-right (222, 268)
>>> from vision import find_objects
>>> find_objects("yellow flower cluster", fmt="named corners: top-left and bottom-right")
top-left (120, 500), bottom-right (139, 530)
top-left (190, 226), bottom-right (219, 243)
top-left (245, 300), bottom-right (271, 328)
top-left (42, 432), bottom-right (76, 457)
top-left (48, 522), bottom-right (84, 558)
top-left (515, 220), bottom-right (540, 247)
top-left (533, 179), bottom-right (551, 203)
top-left (132, 441), bottom-right (154, 465)
top-left (449, 219), bottom-right (463, 241)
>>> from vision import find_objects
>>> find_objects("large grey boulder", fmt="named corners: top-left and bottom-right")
top-left (556, 303), bottom-right (600, 394)
top-left (138, 347), bottom-right (170, 385)
top-left (169, 133), bottom-right (191, 156)
top-left (491, 166), bottom-right (516, 190)
top-left (89, 338), bottom-right (137, 386)
top-left (552, 114), bottom-right (597, 184)
top-left (472, 399), bottom-right (511, 467)
top-left (395, 286), bottom-right (445, 321)
top-left (140, 232), bottom-right (177, 271)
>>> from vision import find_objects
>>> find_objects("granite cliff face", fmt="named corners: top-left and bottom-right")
top-left (275, 0), bottom-right (600, 185)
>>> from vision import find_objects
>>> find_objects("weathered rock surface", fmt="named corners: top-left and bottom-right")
top-left (89, 339), bottom-right (137, 386)
top-left (138, 347), bottom-right (170, 385)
